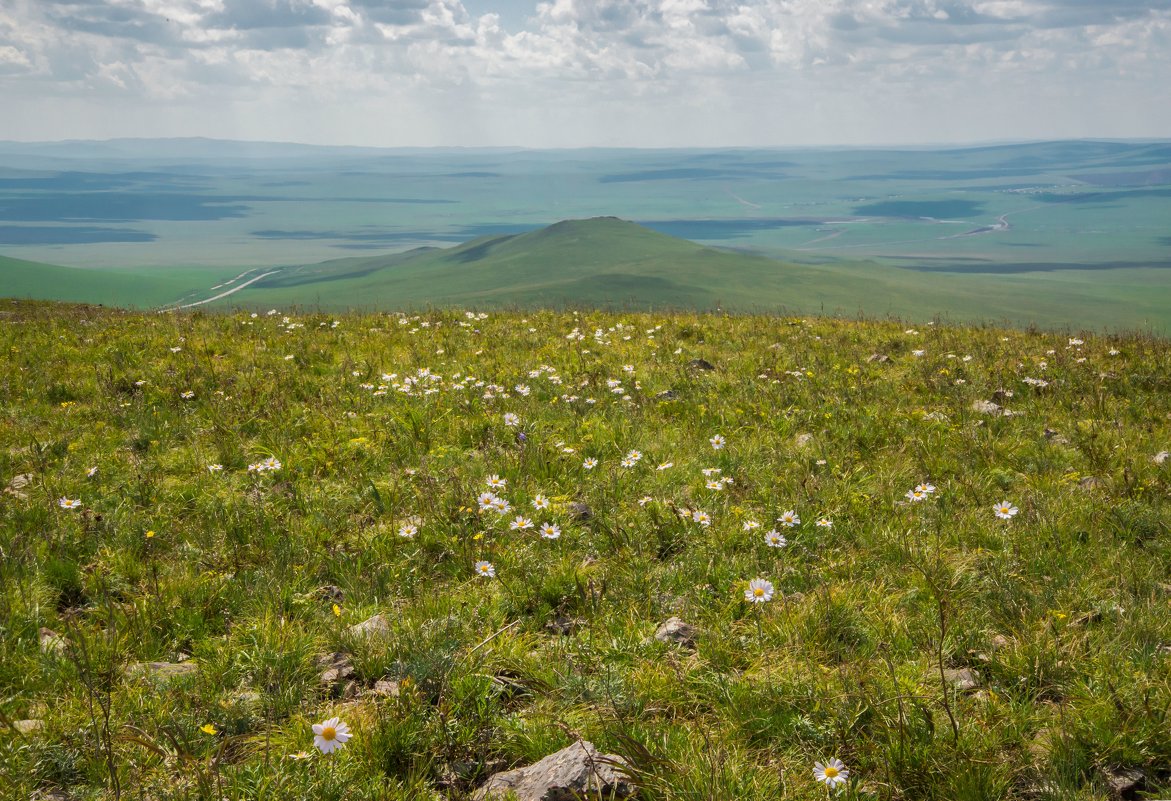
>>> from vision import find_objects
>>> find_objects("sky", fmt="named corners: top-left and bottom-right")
top-left (0, 0), bottom-right (1169, 147)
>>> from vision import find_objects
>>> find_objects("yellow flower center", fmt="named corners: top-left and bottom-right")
top-left (824, 766), bottom-right (838, 779)
top-left (753, 588), bottom-right (764, 597)
top-left (321, 726), bottom-right (336, 741)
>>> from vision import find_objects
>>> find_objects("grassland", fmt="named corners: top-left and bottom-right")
top-left (2, 300), bottom-right (1170, 800)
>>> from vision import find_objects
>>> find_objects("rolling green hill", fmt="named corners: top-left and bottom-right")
top-left (4, 217), bottom-right (1170, 332)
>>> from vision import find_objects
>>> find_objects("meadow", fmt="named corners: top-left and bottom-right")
top-left (2, 299), bottom-right (1169, 800)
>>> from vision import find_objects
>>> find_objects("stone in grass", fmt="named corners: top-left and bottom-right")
top-left (370, 679), bottom-right (401, 697)
top-left (654, 617), bottom-right (698, 649)
top-left (655, 389), bottom-right (679, 401)
top-left (568, 502), bottom-right (593, 522)
top-left (473, 740), bottom-right (636, 801)
top-left (687, 358), bottom-right (716, 371)
top-left (15, 719), bottom-right (45, 735)
top-left (126, 661), bottom-right (199, 682)
top-left (1102, 766), bottom-right (1145, 799)
top-left (942, 667), bottom-right (980, 693)
top-left (30, 790), bottom-right (72, 801)
top-left (39, 627), bottom-right (70, 655)
top-left (346, 613), bottom-right (390, 640)
top-left (971, 399), bottom-right (1002, 416)
top-left (316, 652), bottom-right (355, 686)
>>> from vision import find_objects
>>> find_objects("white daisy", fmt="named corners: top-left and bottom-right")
top-left (657, 462), bottom-right (674, 471)
top-left (915, 482), bottom-right (937, 494)
top-left (477, 492), bottom-right (498, 511)
top-left (816, 518), bottom-right (833, 528)
top-left (312, 717), bottom-right (351, 754)
top-left (539, 522), bottom-right (561, 540)
top-left (745, 578), bottom-right (774, 603)
top-left (486, 474), bottom-right (508, 490)
top-left (743, 520), bottom-right (761, 531)
top-left (475, 560), bottom-right (496, 578)
top-left (58, 497), bottom-right (81, 510)
top-left (531, 494), bottom-right (550, 510)
top-left (906, 489), bottom-right (927, 502)
top-left (583, 458), bottom-right (598, 470)
top-left (692, 510), bottom-right (712, 527)
top-left (710, 434), bottom-right (725, 450)
top-left (398, 523), bottom-right (418, 538)
top-left (764, 530), bottom-right (787, 548)
top-left (993, 501), bottom-right (1019, 520)
top-left (509, 516), bottom-right (533, 531)
top-left (813, 758), bottom-right (849, 789)
top-left (777, 510), bottom-right (800, 528)
top-left (86, 466), bottom-right (98, 478)
top-left (207, 463), bottom-right (223, 473)
top-left (503, 413), bottom-right (520, 427)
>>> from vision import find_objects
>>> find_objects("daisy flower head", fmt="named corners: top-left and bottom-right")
top-left (207, 463), bottom-right (224, 473)
top-left (477, 491), bottom-right (498, 511)
top-left (813, 758), bottom-right (849, 789)
top-left (398, 522), bottom-right (418, 538)
top-left (701, 467), bottom-right (722, 477)
top-left (657, 461), bottom-right (674, 471)
top-left (816, 518), bottom-right (833, 528)
top-left (743, 520), bottom-right (761, 531)
top-left (706, 479), bottom-right (724, 490)
top-left (86, 466), bottom-right (98, 478)
top-left (509, 516), bottom-right (533, 531)
top-left (583, 458), bottom-right (598, 470)
top-left (475, 560), bottom-right (496, 578)
top-left (764, 529), bottom-right (787, 548)
top-left (777, 510), bottom-right (800, 528)
top-left (905, 488), bottom-right (927, 502)
top-left (539, 522), bottom-right (561, 540)
top-left (993, 501), bottom-right (1019, 520)
top-left (915, 482), bottom-right (937, 494)
top-left (58, 497), bottom-right (81, 510)
top-left (531, 494), bottom-right (550, 510)
top-left (625, 450), bottom-right (643, 464)
top-left (486, 474), bottom-right (508, 490)
top-left (503, 413), bottom-right (520, 427)
top-left (638, 495), bottom-right (654, 506)
top-left (491, 497), bottom-right (512, 515)
top-left (745, 578), bottom-right (774, 604)
top-left (312, 717), bottom-right (351, 754)
top-left (710, 434), bottom-right (725, 450)
top-left (692, 510), bottom-right (712, 527)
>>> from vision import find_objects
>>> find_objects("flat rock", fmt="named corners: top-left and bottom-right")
top-left (1103, 766), bottom-right (1145, 799)
top-left (971, 399), bottom-right (1002, 416)
top-left (687, 358), bottom-right (715, 371)
top-left (39, 627), bottom-right (69, 655)
top-left (316, 652), bottom-right (355, 685)
top-left (473, 740), bottom-right (635, 801)
top-left (545, 616), bottom-right (586, 636)
top-left (794, 433), bottom-right (814, 448)
top-left (370, 679), bottom-right (401, 697)
top-left (1154, 450), bottom-right (1169, 465)
top-left (347, 613), bottom-right (390, 639)
top-left (942, 667), bottom-right (980, 692)
top-left (126, 661), bottom-right (198, 681)
top-left (654, 617), bottom-right (697, 648)
top-left (866, 353), bottom-right (890, 364)
top-left (568, 502), bottom-right (593, 521)
top-left (654, 390), bottom-right (679, 401)
top-left (5, 472), bottom-right (33, 499)
top-left (15, 719), bottom-right (44, 735)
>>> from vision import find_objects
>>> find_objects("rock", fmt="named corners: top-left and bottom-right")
top-left (126, 661), bottom-right (198, 682)
top-left (30, 790), bottom-right (72, 801)
top-left (1102, 766), bottom-right (1145, 799)
top-left (687, 358), bottom-right (715, 371)
top-left (14, 719), bottom-right (44, 735)
top-left (473, 740), bottom-right (635, 801)
top-left (1154, 450), bottom-right (1169, 465)
top-left (866, 353), bottom-right (890, 364)
top-left (654, 617), bottom-right (697, 648)
top-left (568, 502), bottom-right (593, 521)
top-left (794, 433), bottom-right (814, 448)
top-left (316, 652), bottom-right (355, 686)
top-left (991, 388), bottom-right (1014, 403)
top-left (545, 616), bottom-right (586, 636)
top-left (972, 400), bottom-right (1002, 416)
top-left (39, 627), bottom-right (69, 655)
top-left (317, 584), bottom-right (344, 603)
top-left (942, 667), bottom-right (980, 692)
top-left (370, 679), bottom-right (401, 697)
top-left (1079, 476), bottom-right (1103, 491)
top-left (655, 390), bottom-right (679, 401)
top-left (5, 473), bottom-right (33, 499)
top-left (347, 613), bottom-right (390, 640)
top-left (989, 634), bottom-right (1012, 651)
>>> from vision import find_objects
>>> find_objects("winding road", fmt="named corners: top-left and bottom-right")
top-left (165, 269), bottom-right (281, 311)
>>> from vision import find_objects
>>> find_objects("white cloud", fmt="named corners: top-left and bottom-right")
top-left (0, 0), bottom-right (1168, 145)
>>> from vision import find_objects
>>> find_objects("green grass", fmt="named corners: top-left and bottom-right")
top-left (2, 299), bottom-right (1169, 800)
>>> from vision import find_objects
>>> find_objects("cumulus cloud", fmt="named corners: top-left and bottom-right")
top-left (0, 0), bottom-right (1168, 144)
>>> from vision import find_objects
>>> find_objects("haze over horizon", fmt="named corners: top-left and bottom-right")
top-left (1, 0), bottom-right (1169, 148)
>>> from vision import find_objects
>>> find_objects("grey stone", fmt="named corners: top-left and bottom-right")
top-left (126, 661), bottom-right (198, 682)
top-left (794, 433), bottom-right (814, 448)
top-left (545, 616), bottom-right (586, 636)
top-left (316, 652), bottom-right (354, 686)
top-left (655, 390), bottom-right (679, 401)
top-left (972, 399), bottom-right (1002, 416)
top-left (687, 358), bottom-right (715, 371)
top-left (39, 627), bottom-right (69, 655)
top-left (1103, 766), bottom-right (1145, 799)
top-left (370, 679), bottom-right (401, 697)
top-left (866, 353), bottom-right (890, 363)
top-left (473, 740), bottom-right (635, 801)
top-left (942, 667), bottom-right (980, 692)
top-left (5, 472), bottom-right (33, 499)
top-left (568, 502), bottom-right (593, 521)
top-left (15, 719), bottom-right (44, 735)
top-left (654, 617), bottom-right (697, 648)
top-left (347, 613), bottom-right (390, 640)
